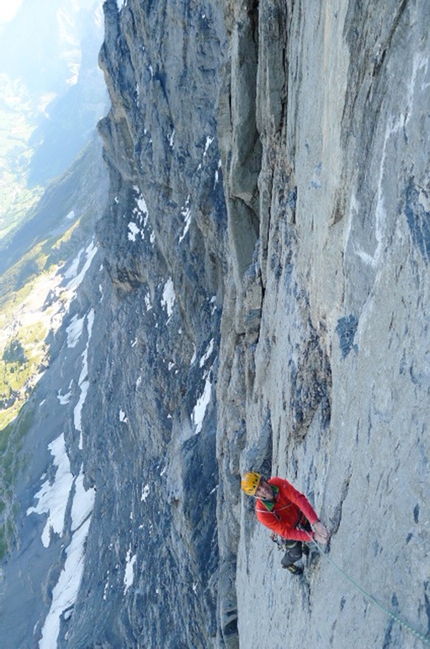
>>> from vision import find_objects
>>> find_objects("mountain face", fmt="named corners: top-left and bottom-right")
top-left (1, 0), bottom-right (430, 648)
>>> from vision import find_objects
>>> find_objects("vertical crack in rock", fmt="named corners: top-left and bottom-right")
top-left (329, 472), bottom-right (352, 536)
top-left (290, 325), bottom-right (332, 440)
top-left (218, 0), bottom-right (261, 295)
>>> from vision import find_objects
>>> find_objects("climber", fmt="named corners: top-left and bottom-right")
top-left (241, 471), bottom-right (330, 575)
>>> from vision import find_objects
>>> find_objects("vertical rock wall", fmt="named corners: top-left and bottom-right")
top-left (64, 1), bottom-right (227, 647)
top-left (217, 1), bottom-right (430, 647)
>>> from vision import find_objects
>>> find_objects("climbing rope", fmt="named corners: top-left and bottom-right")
top-left (307, 533), bottom-right (430, 646)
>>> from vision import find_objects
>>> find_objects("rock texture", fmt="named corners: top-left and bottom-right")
top-left (1, 0), bottom-right (430, 648)
top-left (218, 1), bottom-right (430, 648)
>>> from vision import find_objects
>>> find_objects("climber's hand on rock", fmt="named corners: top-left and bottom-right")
top-left (313, 521), bottom-right (330, 544)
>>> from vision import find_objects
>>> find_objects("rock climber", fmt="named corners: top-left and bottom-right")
top-left (241, 471), bottom-right (330, 575)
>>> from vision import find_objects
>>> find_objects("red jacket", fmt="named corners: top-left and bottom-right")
top-left (255, 477), bottom-right (319, 541)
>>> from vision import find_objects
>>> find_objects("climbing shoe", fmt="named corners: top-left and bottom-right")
top-left (283, 563), bottom-right (303, 576)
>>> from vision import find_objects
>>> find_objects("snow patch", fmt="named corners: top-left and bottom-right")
top-left (27, 434), bottom-right (73, 548)
top-left (119, 409), bottom-right (128, 423)
top-left (204, 136), bottom-right (214, 156)
top-left (64, 240), bottom-right (98, 293)
top-left (214, 158), bottom-right (222, 186)
top-left (123, 547), bottom-right (137, 594)
top-left (179, 196), bottom-right (192, 243)
top-left (210, 295), bottom-right (217, 315)
top-left (57, 385), bottom-right (72, 405)
top-left (128, 222), bottom-right (141, 242)
top-left (64, 249), bottom-right (83, 281)
top-left (144, 293), bottom-right (152, 311)
top-left (136, 194), bottom-right (149, 220)
top-left (161, 278), bottom-right (175, 319)
top-left (66, 314), bottom-right (85, 348)
top-left (192, 377), bottom-right (212, 434)
top-left (38, 515), bottom-right (93, 649)
top-left (126, 191), bottom-right (150, 242)
top-left (29, 450), bottom-right (96, 649)
top-left (199, 339), bottom-right (214, 368)
top-left (71, 470), bottom-right (95, 532)
top-left (103, 571), bottom-right (110, 601)
top-left (141, 484), bottom-right (150, 502)
top-left (73, 309), bottom-right (95, 449)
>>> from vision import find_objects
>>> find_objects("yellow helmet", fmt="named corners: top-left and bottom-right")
top-left (241, 471), bottom-right (261, 496)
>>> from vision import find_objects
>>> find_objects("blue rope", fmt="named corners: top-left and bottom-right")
top-left (308, 535), bottom-right (430, 646)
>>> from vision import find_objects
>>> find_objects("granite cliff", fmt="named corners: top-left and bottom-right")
top-left (1, 0), bottom-right (430, 647)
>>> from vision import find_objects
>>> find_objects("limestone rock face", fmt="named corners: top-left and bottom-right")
top-left (63, 1), bottom-right (227, 646)
top-left (218, 1), bottom-right (430, 648)
top-left (1, 0), bottom-right (430, 647)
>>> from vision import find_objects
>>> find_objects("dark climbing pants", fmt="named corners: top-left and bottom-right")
top-left (281, 541), bottom-right (304, 568)
top-left (280, 520), bottom-right (312, 567)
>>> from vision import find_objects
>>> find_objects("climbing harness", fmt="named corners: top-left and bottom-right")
top-left (307, 533), bottom-right (430, 647)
